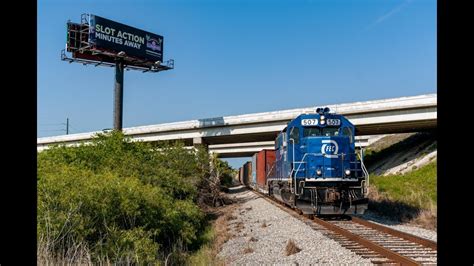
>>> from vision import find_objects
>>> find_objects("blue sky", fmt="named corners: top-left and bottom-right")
top-left (38, 0), bottom-right (436, 168)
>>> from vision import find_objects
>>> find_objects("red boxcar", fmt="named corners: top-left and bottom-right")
top-left (239, 167), bottom-right (244, 184)
top-left (255, 149), bottom-right (276, 190)
top-left (243, 161), bottom-right (252, 186)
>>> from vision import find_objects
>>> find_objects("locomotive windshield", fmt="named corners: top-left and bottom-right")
top-left (303, 127), bottom-right (340, 137)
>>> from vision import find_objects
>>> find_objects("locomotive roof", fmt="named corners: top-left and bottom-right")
top-left (278, 112), bottom-right (353, 133)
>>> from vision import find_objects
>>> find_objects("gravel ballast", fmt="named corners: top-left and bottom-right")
top-left (360, 211), bottom-right (437, 242)
top-left (218, 188), bottom-right (373, 265)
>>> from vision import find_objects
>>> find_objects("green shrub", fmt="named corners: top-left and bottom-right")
top-left (37, 131), bottom-right (217, 264)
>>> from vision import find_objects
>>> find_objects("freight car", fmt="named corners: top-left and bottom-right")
top-left (248, 149), bottom-right (276, 192)
top-left (242, 161), bottom-right (252, 186)
top-left (238, 167), bottom-right (244, 185)
top-left (239, 107), bottom-right (368, 215)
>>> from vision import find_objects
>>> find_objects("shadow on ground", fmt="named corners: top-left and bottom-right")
top-left (226, 185), bottom-right (248, 194)
top-left (364, 199), bottom-right (425, 225)
top-left (223, 185), bottom-right (263, 205)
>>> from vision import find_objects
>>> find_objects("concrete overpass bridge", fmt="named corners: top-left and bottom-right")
top-left (37, 93), bottom-right (437, 157)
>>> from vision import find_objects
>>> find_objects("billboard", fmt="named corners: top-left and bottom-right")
top-left (88, 14), bottom-right (163, 63)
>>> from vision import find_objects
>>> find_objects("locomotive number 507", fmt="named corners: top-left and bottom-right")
top-left (301, 119), bottom-right (318, 126)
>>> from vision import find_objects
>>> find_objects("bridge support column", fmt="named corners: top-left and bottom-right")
top-left (193, 137), bottom-right (205, 146)
top-left (193, 137), bottom-right (208, 150)
top-left (192, 137), bottom-right (212, 170)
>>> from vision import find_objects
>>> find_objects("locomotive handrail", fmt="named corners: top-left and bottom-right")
top-left (357, 149), bottom-right (370, 195)
top-left (289, 137), bottom-right (296, 188)
top-left (293, 152), bottom-right (322, 195)
top-left (266, 163), bottom-right (276, 179)
top-left (292, 152), bottom-right (365, 196)
top-left (265, 163), bottom-right (276, 188)
top-left (294, 152), bottom-right (352, 172)
top-left (294, 152), bottom-right (334, 195)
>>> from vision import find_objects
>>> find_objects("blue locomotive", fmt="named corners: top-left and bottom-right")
top-left (267, 107), bottom-right (368, 215)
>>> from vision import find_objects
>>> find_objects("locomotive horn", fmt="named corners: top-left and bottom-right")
top-left (324, 107), bottom-right (330, 113)
top-left (316, 108), bottom-right (321, 113)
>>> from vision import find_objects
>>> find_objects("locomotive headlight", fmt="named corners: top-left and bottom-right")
top-left (320, 120), bottom-right (325, 125)
top-left (316, 169), bottom-right (322, 176)
top-left (345, 169), bottom-right (351, 176)
top-left (320, 115), bottom-right (325, 120)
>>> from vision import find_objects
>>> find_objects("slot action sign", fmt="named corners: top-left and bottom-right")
top-left (89, 14), bottom-right (163, 63)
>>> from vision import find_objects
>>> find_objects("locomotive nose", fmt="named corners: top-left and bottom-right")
top-left (303, 136), bottom-right (350, 178)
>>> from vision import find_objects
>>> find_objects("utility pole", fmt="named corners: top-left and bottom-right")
top-left (66, 117), bottom-right (69, 135)
top-left (114, 59), bottom-right (124, 131)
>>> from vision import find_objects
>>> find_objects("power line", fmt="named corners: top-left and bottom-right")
top-left (38, 123), bottom-right (64, 126)
top-left (38, 129), bottom-right (67, 132)
top-left (38, 119), bottom-right (86, 134)
top-left (67, 120), bottom-right (86, 133)
top-left (69, 125), bottom-right (82, 133)
top-left (38, 118), bottom-right (70, 134)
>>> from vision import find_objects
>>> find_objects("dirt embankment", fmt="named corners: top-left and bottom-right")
top-left (364, 131), bottom-right (437, 176)
top-left (362, 131), bottom-right (437, 231)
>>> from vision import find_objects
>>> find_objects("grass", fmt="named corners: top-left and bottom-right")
top-left (186, 206), bottom-right (236, 266)
top-left (369, 160), bottom-right (437, 229)
top-left (37, 239), bottom-right (94, 265)
top-left (285, 239), bottom-right (302, 256)
top-left (370, 160), bottom-right (437, 210)
top-left (186, 226), bottom-right (220, 266)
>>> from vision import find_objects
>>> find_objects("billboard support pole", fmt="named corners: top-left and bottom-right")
top-left (64, 14), bottom-right (174, 132)
top-left (114, 58), bottom-right (124, 131)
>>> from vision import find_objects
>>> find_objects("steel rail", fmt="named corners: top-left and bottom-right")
top-left (311, 217), bottom-right (420, 265)
top-left (250, 189), bottom-right (434, 265)
top-left (349, 216), bottom-right (437, 251)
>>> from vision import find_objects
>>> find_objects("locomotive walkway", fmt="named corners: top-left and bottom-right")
top-left (37, 93), bottom-right (436, 157)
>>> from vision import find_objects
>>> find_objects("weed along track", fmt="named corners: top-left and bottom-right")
top-left (252, 190), bottom-right (437, 265)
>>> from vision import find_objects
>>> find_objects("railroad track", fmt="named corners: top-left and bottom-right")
top-left (251, 189), bottom-right (437, 265)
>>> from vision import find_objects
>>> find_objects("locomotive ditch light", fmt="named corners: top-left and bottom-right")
top-left (316, 169), bottom-right (322, 176)
top-left (345, 169), bottom-right (351, 176)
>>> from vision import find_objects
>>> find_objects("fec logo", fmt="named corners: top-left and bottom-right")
top-left (321, 140), bottom-right (339, 158)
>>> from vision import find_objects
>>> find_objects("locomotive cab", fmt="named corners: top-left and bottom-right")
top-left (268, 107), bottom-right (369, 215)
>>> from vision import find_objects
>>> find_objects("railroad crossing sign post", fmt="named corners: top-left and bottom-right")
top-left (62, 14), bottom-right (174, 131)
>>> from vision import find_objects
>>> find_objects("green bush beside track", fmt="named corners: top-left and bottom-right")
top-left (37, 131), bottom-right (231, 264)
